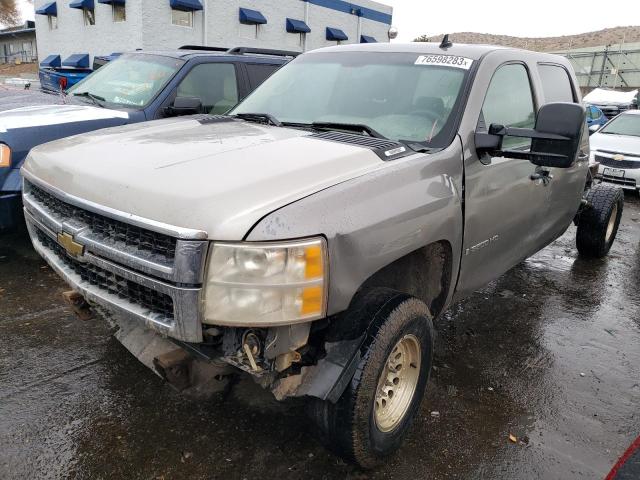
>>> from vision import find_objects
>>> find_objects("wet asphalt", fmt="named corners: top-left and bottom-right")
top-left (1, 194), bottom-right (639, 480)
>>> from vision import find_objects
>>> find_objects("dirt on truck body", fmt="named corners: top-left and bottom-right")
top-left (20, 40), bottom-right (624, 467)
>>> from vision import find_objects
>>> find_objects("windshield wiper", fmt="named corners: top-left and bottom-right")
top-left (311, 122), bottom-right (387, 139)
top-left (234, 112), bottom-right (282, 127)
top-left (72, 91), bottom-right (106, 107)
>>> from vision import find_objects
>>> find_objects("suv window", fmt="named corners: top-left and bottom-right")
top-left (589, 106), bottom-right (601, 120)
top-left (538, 64), bottom-right (574, 103)
top-left (246, 63), bottom-right (281, 89)
top-left (481, 63), bottom-right (535, 149)
top-left (177, 63), bottom-right (239, 114)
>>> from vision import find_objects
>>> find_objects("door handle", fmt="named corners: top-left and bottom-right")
top-left (578, 152), bottom-right (589, 160)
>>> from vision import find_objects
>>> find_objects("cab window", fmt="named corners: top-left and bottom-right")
top-left (246, 63), bottom-right (280, 89)
top-left (538, 64), bottom-right (574, 103)
top-left (176, 63), bottom-right (239, 114)
top-left (481, 63), bottom-right (535, 150)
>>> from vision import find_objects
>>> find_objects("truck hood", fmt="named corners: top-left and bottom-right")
top-left (590, 132), bottom-right (640, 156)
top-left (23, 117), bottom-right (387, 240)
top-left (0, 103), bottom-right (130, 133)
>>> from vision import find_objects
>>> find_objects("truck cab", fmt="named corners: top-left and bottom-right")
top-left (21, 42), bottom-right (623, 468)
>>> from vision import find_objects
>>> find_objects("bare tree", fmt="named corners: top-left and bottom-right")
top-left (0, 0), bottom-right (22, 27)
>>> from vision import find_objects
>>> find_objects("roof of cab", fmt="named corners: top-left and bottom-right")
top-left (123, 49), bottom-right (290, 63)
top-left (308, 42), bottom-right (565, 63)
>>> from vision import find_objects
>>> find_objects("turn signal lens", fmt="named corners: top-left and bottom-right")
top-left (204, 238), bottom-right (328, 326)
top-left (0, 144), bottom-right (10, 168)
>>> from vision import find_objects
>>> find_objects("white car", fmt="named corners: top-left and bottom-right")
top-left (591, 110), bottom-right (640, 191)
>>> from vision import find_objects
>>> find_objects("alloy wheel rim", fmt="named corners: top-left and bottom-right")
top-left (606, 203), bottom-right (618, 243)
top-left (374, 334), bottom-right (421, 433)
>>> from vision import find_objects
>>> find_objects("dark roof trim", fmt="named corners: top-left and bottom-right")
top-left (0, 28), bottom-right (35, 38)
top-left (35, 1), bottom-right (57, 16)
top-left (303, 0), bottom-right (392, 25)
top-left (326, 27), bottom-right (348, 41)
top-left (98, 0), bottom-right (125, 5)
top-left (239, 7), bottom-right (267, 25)
top-left (286, 18), bottom-right (310, 34)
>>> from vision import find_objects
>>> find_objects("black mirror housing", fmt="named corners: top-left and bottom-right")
top-left (475, 102), bottom-right (586, 168)
top-left (167, 96), bottom-right (202, 116)
top-left (529, 102), bottom-right (585, 168)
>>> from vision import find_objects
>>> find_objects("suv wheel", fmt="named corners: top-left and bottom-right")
top-left (576, 184), bottom-right (624, 258)
top-left (308, 290), bottom-right (434, 469)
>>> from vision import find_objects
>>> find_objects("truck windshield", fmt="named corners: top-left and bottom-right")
top-left (231, 51), bottom-right (471, 147)
top-left (600, 113), bottom-right (640, 137)
top-left (68, 54), bottom-right (185, 109)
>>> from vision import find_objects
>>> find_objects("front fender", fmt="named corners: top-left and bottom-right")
top-left (246, 140), bottom-right (465, 317)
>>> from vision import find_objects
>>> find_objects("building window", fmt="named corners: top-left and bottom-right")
top-left (83, 8), bottom-right (95, 25)
top-left (113, 4), bottom-right (126, 22)
top-left (48, 15), bottom-right (58, 30)
top-left (171, 9), bottom-right (193, 27)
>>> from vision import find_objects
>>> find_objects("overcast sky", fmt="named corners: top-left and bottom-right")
top-left (18, 0), bottom-right (638, 41)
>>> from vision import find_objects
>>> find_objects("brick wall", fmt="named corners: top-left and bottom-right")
top-left (34, 0), bottom-right (392, 64)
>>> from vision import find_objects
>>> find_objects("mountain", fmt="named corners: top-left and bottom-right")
top-left (415, 26), bottom-right (640, 52)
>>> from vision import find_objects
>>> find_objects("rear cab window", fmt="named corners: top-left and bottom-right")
top-left (245, 63), bottom-right (281, 89)
top-left (538, 64), bottom-right (575, 104)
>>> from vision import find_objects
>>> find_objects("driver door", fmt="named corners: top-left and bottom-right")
top-left (456, 62), bottom-right (549, 296)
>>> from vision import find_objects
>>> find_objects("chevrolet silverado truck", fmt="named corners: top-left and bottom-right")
top-left (0, 46), bottom-right (292, 229)
top-left (21, 41), bottom-right (623, 468)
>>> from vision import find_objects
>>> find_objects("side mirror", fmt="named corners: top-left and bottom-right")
top-left (589, 124), bottom-right (601, 135)
top-left (166, 96), bottom-right (202, 116)
top-left (475, 102), bottom-right (586, 168)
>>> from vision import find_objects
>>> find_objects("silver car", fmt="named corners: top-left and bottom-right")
top-left (591, 110), bottom-right (640, 191)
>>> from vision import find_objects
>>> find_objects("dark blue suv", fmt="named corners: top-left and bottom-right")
top-left (0, 46), bottom-right (294, 229)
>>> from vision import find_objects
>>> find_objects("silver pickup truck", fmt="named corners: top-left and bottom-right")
top-left (21, 41), bottom-right (623, 468)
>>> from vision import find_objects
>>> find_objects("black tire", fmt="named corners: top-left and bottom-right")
top-left (576, 183), bottom-right (624, 258)
top-left (308, 290), bottom-right (434, 469)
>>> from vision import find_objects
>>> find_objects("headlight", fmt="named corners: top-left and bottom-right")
top-left (0, 144), bottom-right (11, 168)
top-left (203, 238), bottom-right (327, 326)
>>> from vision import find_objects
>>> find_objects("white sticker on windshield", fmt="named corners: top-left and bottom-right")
top-left (415, 55), bottom-right (473, 70)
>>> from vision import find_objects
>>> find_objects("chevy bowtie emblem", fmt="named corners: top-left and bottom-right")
top-left (57, 232), bottom-right (84, 258)
top-left (613, 154), bottom-right (625, 161)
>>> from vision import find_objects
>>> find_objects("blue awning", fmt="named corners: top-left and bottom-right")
top-left (98, 0), bottom-right (125, 4)
top-left (40, 54), bottom-right (61, 68)
top-left (62, 53), bottom-right (90, 69)
top-left (69, 0), bottom-right (94, 10)
top-left (35, 2), bottom-right (57, 15)
top-left (170, 0), bottom-right (202, 11)
top-left (239, 7), bottom-right (266, 25)
top-left (286, 18), bottom-right (310, 34)
top-left (360, 35), bottom-right (377, 43)
top-left (326, 27), bottom-right (348, 41)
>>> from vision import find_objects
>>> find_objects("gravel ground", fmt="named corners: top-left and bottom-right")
top-left (1, 193), bottom-right (639, 479)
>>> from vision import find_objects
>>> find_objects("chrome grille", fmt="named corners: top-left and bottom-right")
top-left (595, 155), bottom-right (640, 170)
top-left (27, 180), bottom-right (177, 260)
top-left (36, 228), bottom-right (175, 321)
top-left (22, 172), bottom-right (207, 342)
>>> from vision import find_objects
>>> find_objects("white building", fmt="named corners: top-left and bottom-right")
top-left (34, 0), bottom-right (393, 64)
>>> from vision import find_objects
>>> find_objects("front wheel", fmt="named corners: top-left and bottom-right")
top-left (308, 291), bottom-right (434, 469)
top-left (576, 183), bottom-right (624, 258)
